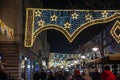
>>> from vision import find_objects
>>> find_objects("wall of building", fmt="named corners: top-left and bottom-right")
top-left (0, 0), bottom-right (23, 80)
top-left (0, 0), bottom-right (23, 41)
top-left (0, 42), bottom-right (20, 80)
top-left (0, 0), bottom-right (49, 80)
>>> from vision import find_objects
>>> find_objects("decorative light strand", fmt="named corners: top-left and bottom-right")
top-left (0, 19), bottom-right (14, 39)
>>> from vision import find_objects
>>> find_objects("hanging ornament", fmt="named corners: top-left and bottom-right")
top-left (110, 20), bottom-right (120, 43)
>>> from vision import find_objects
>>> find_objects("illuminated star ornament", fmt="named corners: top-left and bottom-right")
top-left (110, 20), bottom-right (120, 43)
top-left (71, 12), bottom-right (79, 19)
top-left (85, 13), bottom-right (92, 21)
top-left (35, 10), bottom-right (42, 17)
top-left (38, 19), bottom-right (45, 27)
top-left (51, 14), bottom-right (58, 21)
top-left (101, 11), bottom-right (109, 18)
top-left (64, 22), bottom-right (71, 29)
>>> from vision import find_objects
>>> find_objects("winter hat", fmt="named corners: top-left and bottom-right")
top-left (74, 69), bottom-right (80, 75)
top-left (104, 66), bottom-right (110, 70)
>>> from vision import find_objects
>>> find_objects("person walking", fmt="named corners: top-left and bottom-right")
top-left (73, 69), bottom-right (85, 80)
top-left (33, 70), bottom-right (41, 80)
top-left (84, 71), bottom-right (92, 80)
top-left (47, 71), bottom-right (56, 80)
top-left (66, 73), bottom-right (73, 80)
top-left (40, 70), bottom-right (47, 80)
top-left (100, 66), bottom-right (116, 80)
top-left (92, 68), bottom-right (100, 80)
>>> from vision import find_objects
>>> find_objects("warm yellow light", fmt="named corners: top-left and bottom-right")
top-left (92, 47), bottom-right (98, 52)
top-left (25, 8), bottom-right (120, 47)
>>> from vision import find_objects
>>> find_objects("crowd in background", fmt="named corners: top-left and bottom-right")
top-left (0, 65), bottom-right (120, 80)
top-left (33, 66), bottom-right (120, 80)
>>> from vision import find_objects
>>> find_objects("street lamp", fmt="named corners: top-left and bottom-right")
top-left (92, 47), bottom-right (98, 59)
top-left (81, 55), bottom-right (86, 59)
top-left (92, 47), bottom-right (98, 68)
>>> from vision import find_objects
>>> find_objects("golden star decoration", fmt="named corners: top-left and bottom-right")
top-left (51, 14), bottom-right (58, 21)
top-left (85, 13), bottom-right (92, 21)
top-left (35, 10), bottom-right (42, 17)
top-left (38, 19), bottom-right (45, 27)
top-left (64, 22), bottom-right (71, 29)
top-left (101, 11), bottom-right (109, 18)
top-left (110, 20), bottom-right (120, 43)
top-left (71, 12), bottom-right (79, 19)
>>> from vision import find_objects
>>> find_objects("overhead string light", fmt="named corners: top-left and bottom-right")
top-left (25, 8), bottom-right (120, 47)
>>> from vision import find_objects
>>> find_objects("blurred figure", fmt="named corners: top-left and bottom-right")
top-left (40, 70), bottom-right (47, 80)
top-left (57, 71), bottom-right (66, 80)
top-left (90, 68), bottom-right (100, 80)
top-left (84, 71), bottom-right (92, 80)
top-left (92, 68), bottom-right (100, 80)
top-left (100, 66), bottom-right (116, 80)
top-left (116, 73), bottom-right (120, 80)
top-left (47, 71), bottom-right (56, 80)
top-left (66, 73), bottom-right (73, 80)
top-left (73, 69), bottom-right (85, 80)
top-left (89, 71), bottom-right (94, 80)
top-left (70, 78), bottom-right (76, 80)
top-left (0, 65), bottom-right (8, 80)
top-left (33, 70), bottom-right (41, 80)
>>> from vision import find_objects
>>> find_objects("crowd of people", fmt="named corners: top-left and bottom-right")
top-left (0, 65), bottom-right (120, 80)
top-left (33, 66), bottom-right (119, 80)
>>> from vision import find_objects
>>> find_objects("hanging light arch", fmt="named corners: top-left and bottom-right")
top-left (24, 8), bottom-right (120, 47)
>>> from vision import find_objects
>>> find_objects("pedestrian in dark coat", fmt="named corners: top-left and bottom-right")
top-left (47, 71), bottom-right (56, 80)
top-left (33, 71), bottom-right (41, 80)
top-left (40, 70), bottom-right (47, 80)
top-left (92, 68), bottom-right (101, 80)
top-left (73, 69), bottom-right (85, 80)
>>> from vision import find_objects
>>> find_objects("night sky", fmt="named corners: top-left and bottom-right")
top-left (43, 0), bottom-right (120, 53)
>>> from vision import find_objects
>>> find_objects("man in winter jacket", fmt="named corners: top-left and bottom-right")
top-left (100, 66), bottom-right (116, 80)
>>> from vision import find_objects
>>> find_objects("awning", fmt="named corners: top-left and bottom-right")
top-left (89, 52), bottom-right (120, 64)
top-left (109, 52), bottom-right (120, 60)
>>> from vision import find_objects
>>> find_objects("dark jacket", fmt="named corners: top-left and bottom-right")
top-left (33, 71), bottom-right (41, 80)
top-left (74, 75), bottom-right (85, 80)
top-left (40, 71), bottom-right (47, 80)
top-left (47, 75), bottom-right (56, 80)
